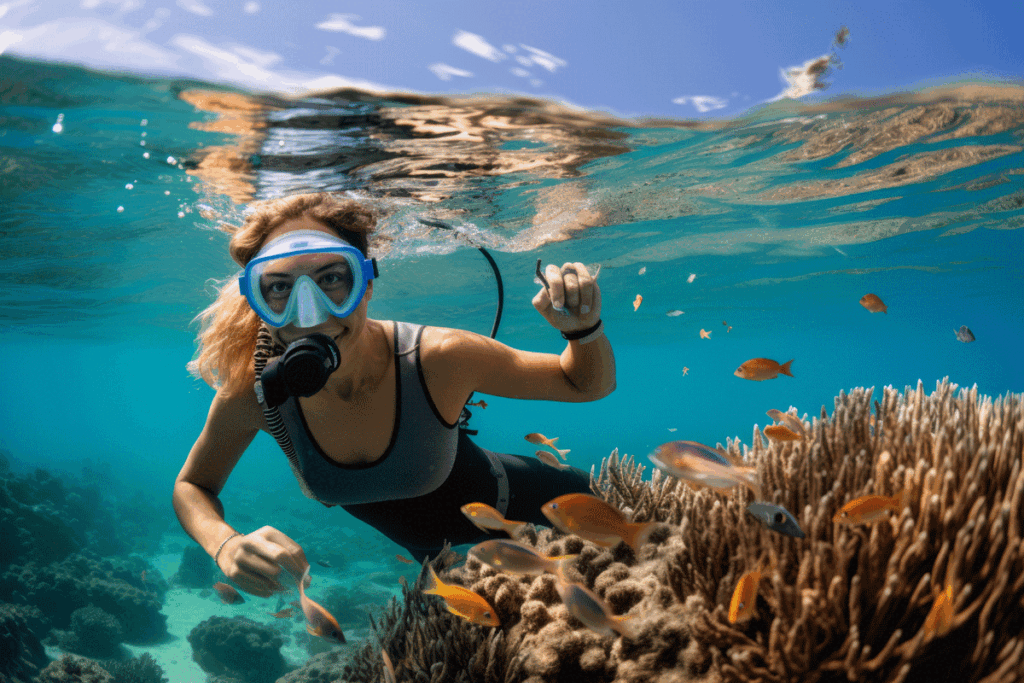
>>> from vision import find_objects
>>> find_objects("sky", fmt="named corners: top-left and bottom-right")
top-left (1, 0), bottom-right (1022, 119)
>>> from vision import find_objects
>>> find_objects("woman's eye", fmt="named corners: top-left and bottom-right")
top-left (267, 282), bottom-right (291, 296)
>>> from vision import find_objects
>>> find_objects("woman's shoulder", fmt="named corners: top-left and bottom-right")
top-left (215, 374), bottom-right (270, 433)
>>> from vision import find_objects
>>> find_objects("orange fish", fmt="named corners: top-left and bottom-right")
top-left (700, 329), bottom-right (711, 339)
top-left (682, 367), bottom-right (689, 375)
top-left (648, 444), bottom-right (762, 499)
top-left (734, 358), bottom-right (793, 381)
top-left (460, 502), bottom-right (528, 536)
top-left (728, 556), bottom-right (773, 623)
top-left (633, 294), bottom-right (643, 311)
top-left (763, 424), bottom-right (802, 442)
top-left (727, 326), bottom-right (733, 333)
top-left (469, 539), bottom-right (577, 576)
top-left (923, 584), bottom-right (955, 638)
top-left (833, 489), bottom-right (909, 524)
top-left (467, 399), bottom-right (488, 409)
top-left (552, 566), bottom-right (636, 638)
top-left (296, 566), bottom-right (346, 644)
top-left (535, 450), bottom-right (570, 470)
top-left (213, 582), bottom-right (245, 605)
top-left (423, 565), bottom-right (500, 627)
top-left (269, 608), bottom-right (295, 618)
top-left (766, 409), bottom-right (806, 437)
top-left (860, 293), bottom-right (887, 314)
top-left (394, 554), bottom-right (414, 564)
top-left (524, 433), bottom-right (570, 458)
top-left (382, 649), bottom-right (397, 683)
top-left (541, 493), bottom-right (658, 553)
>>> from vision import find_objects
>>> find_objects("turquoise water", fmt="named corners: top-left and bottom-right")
top-left (1, 54), bottom-right (1022, 677)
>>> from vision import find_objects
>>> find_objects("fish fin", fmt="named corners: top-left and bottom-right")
top-left (306, 624), bottom-right (319, 636)
top-left (549, 554), bottom-right (579, 575)
top-left (623, 521), bottom-right (660, 554)
top-left (556, 447), bottom-right (571, 459)
top-left (548, 436), bottom-right (560, 446)
top-left (716, 445), bottom-right (744, 467)
top-left (779, 359), bottom-right (794, 377)
top-left (895, 487), bottom-right (912, 511)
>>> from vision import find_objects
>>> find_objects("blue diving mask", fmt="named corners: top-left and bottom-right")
top-left (239, 230), bottom-right (378, 329)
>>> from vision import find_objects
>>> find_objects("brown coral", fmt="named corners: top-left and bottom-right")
top-left (331, 379), bottom-right (1022, 683)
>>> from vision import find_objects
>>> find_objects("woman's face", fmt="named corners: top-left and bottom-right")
top-left (261, 215), bottom-right (373, 349)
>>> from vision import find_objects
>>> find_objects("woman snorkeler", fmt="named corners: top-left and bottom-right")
top-left (173, 193), bottom-right (615, 597)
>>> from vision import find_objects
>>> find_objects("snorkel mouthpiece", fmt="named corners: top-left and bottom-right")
top-left (260, 334), bottom-right (340, 409)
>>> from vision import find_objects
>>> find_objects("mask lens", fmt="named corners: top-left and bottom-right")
top-left (256, 252), bottom-right (356, 315)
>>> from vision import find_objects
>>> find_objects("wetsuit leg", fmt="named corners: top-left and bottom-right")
top-left (341, 432), bottom-right (592, 562)
top-left (489, 450), bottom-right (592, 526)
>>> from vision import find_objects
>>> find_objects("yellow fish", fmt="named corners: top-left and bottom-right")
top-left (923, 584), bottom-right (955, 638)
top-left (700, 328), bottom-right (711, 339)
top-left (553, 566), bottom-right (636, 638)
top-left (682, 367), bottom-right (689, 375)
top-left (633, 294), bottom-right (643, 311)
top-left (460, 502), bottom-right (527, 536)
top-left (524, 433), bottom-right (570, 458)
top-left (833, 489), bottom-right (909, 524)
top-left (728, 556), bottom-right (773, 623)
top-left (423, 565), bottom-right (500, 627)
top-left (541, 493), bottom-right (658, 553)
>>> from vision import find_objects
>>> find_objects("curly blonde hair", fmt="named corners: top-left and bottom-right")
top-left (188, 193), bottom-right (378, 394)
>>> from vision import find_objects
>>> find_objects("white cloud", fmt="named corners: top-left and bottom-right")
top-left (428, 62), bottom-right (473, 81)
top-left (171, 34), bottom-right (279, 82)
top-left (1, 18), bottom-right (182, 68)
top-left (519, 44), bottom-right (566, 73)
top-left (315, 14), bottom-right (385, 40)
top-left (672, 96), bottom-right (728, 113)
top-left (510, 67), bottom-right (530, 78)
top-left (0, 30), bottom-right (24, 55)
top-left (176, 0), bottom-right (213, 17)
top-left (243, 1), bottom-right (259, 14)
top-left (320, 46), bottom-right (339, 66)
top-left (453, 30), bottom-right (505, 62)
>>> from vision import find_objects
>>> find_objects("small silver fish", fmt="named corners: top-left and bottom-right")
top-left (747, 502), bottom-right (805, 538)
top-left (666, 309), bottom-right (684, 317)
top-left (955, 325), bottom-right (975, 343)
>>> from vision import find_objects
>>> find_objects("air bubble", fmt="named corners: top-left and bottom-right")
top-left (166, 156), bottom-right (177, 164)
top-left (125, 183), bottom-right (134, 190)
top-left (52, 113), bottom-right (65, 134)
top-left (177, 211), bottom-right (185, 218)
top-left (140, 140), bottom-right (146, 146)
top-left (164, 190), bottom-right (170, 195)
top-left (143, 152), bottom-right (150, 159)
top-left (117, 206), bottom-right (125, 213)
top-left (141, 132), bottom-right (147, 138)
top-left (140, 119), bottom-right (148, 126)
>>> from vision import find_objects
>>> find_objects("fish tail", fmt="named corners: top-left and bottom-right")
top-left (895, 487), bottom-right (912, 511)
top-left (548, 436), bottom-right (560, 446)
top-left (503, 519), bottom-right (529, 537)
top-left (612, 613), bottom-right (638, 639)
top-left (423, 565), bottom-right (441, 595)
top-left (556, 447), bottom-right (571, 458)
top-left (779, 359), bottom-right (794, 377)
top-left (550, 554), bottom-right (579, 575)
top-left (623, 521), bottom-right (660, 554)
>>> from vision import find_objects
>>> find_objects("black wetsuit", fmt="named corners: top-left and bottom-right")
top-left (275, 321), bottom-right (591, 562)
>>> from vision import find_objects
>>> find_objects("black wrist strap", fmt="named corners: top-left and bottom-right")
top-left (561, 319), bottom-right (603, 340)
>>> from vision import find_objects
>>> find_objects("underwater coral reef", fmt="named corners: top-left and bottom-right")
top-left (322, 379), bottom-right (1022, 683)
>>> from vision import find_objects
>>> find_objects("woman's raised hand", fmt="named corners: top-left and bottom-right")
top-left (532, 261), bottom-right (602, 334)
top-left (215, 525), bottom-right (309, 597)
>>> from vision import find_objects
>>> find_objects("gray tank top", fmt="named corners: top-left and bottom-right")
top-left (275, 321), bottom-right (459, 505)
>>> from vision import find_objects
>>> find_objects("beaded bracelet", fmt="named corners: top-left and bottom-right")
top-left (214, 531), bottom-right (241, 568)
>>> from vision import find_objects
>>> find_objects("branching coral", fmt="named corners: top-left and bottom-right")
top-left (305, 379), bottom-right (1020, 682)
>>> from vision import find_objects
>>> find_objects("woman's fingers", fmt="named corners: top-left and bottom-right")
top-left (545, 264), bottom-right (565, 311)
top-left (574, 262), bottom-right (594, 315)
